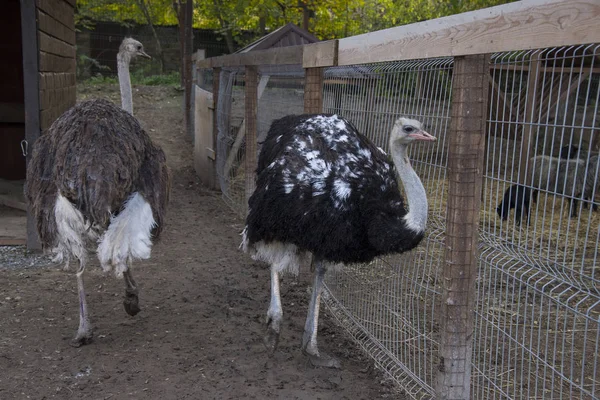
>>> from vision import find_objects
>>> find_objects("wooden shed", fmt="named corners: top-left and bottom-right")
top-left (0, 0), bottom-right (76, 248)
top-left (235, 23), bottom-right (318, 53)
top-left (194, 24), bottom-right (319, 190)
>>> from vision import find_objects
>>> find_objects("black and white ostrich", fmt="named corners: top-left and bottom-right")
top-left (242, 114), bottom-right (436, 367)
top-left (25, 38), bottom-right (170, 347)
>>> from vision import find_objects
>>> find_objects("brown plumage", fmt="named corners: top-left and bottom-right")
top-left (25, 97), bottom-right (170, 347)
top-left (24, 38), bottom-right (169, 347)
top-left (26, 99), bottom-right (169, 246)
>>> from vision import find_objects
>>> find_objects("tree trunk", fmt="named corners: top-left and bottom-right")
top-left (184, 0), bottom-right (194, 138)
top-left (136, 0), bottom-right (165, 73)
top-left (213, 0), bottom-right (235, 53)
top-left (172, 0), bottom-right (185, 87)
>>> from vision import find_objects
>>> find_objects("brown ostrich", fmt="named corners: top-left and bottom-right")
top-left (25, 38), bottom-right (170, 347)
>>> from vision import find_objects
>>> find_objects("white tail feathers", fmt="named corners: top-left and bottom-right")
top-left (53, 195), bottom-right (96, 267)
top-left (97, 192), bottom-right (156, 276)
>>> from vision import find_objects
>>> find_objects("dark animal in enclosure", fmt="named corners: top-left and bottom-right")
top-left (496, 184), bottom-right (537, 226)
top-left (559, 144), bottom-right (580, 160)
top-left (25, 38), bottom-right (170, 347)
top-left (242, 114), bottom-right (435, 368)
top-left (529, 155), bottom-right (599, 218)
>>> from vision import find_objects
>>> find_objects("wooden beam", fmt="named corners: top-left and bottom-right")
top-left (36, 0), bottom-right (75, 30)
top-left (304, 68), bottom-right (324, 114)
top-left (21, 0), bottom-right (42, 251)
top-left (0, 195), bottom-right (27, 211)
top-left (0, 238), bottom-right (27, 246)
top-left (38, 10), bottom-right (76, 45)
top-left (337, 0), bottom-right (600, 66)
top-left (38, 31), bottom-right (75, 59)
top-left (196, 45), bottom-right (303, 69)
top-left (183, 0), bottom-right (194, 140)
top-left (303, 40), bottom-right (338, 68)
top-left (244, 66), bottom-right (258, 213)
top-left (212, 67), bottom-right (221, 189)
top-left (223, 75), bottom-right (270, 180)
top-left (437, 54), bottom-right (489, 400)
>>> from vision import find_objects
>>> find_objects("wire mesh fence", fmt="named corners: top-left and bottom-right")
top-left (215, 67), bottom-right (246, 216)
top-left (475, 44), bottom-right (600, 400)
top-left (322, 59), bottom-right (454, 399)
top-left (213, 65), bottom-right (305, 217)
top-left (319, 46), bottom-right (600, 399)
top-left (200, 41), bottom-right (600, 398)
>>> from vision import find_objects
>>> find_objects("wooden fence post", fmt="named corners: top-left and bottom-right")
top-left (437, 53), bottom-right (489, 400)
top-left (245, 65), bottom-right (258, 211)
top-left (304, 67), bottom-right (324, 114)
top-left (212, 67), bottom-right (221, 188)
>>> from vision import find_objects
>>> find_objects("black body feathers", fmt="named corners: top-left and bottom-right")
top-left (245, 114), bottom-right (424, 263)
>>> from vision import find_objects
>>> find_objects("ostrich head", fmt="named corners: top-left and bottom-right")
top-left (390, 118), bottom-right (436, 145)
top-left (118, 38), bottom-right (151, 63)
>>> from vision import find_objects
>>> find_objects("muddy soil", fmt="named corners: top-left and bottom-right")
top-left (0, 84), bottom-right (397, 399)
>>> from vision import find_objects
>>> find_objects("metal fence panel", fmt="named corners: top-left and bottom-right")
top-left (322, 59), bottom-right (454, 399)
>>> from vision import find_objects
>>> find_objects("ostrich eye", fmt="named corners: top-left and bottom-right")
top-left (137, 45), bottom-right (142, 50)
top-left (404, 126), bottom-right (415, 133)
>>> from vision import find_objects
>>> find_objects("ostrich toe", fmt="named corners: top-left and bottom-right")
top-left (123, 289), bottom-right (141, 316)
top-left (263, 317), bottom-right (280, 354)
top-left (70, 331), bottom-right (93, 348)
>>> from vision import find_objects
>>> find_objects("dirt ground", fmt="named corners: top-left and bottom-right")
top-left (0, 84), bottom-right (395, 399)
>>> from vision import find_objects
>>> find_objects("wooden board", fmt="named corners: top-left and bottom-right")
top-left (195, 45), bottom-right (303, 68)
top-left (36, 0), bottom-right (75, 30)
top-left (303, 40), bottom-right (338, 68)
top-left (337, 0), bottom-right (600, 66)
top-left (194, 86), bottom-right (217, 189)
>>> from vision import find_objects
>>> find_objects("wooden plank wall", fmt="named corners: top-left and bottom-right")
top-left (36, 0), bottom-right (76, 132)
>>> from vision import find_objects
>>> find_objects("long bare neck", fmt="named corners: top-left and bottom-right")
top-left (390, 141), bottom-right (428, 233)
top-left (117, 52), bottom-right (133, 115)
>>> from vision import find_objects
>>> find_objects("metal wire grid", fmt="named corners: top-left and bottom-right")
top-left (256, 65), bottom-right (305, 145)
top-left (476, 44), bottom-right (600, 399)
top-left (216, 67), bottom-right (247, 216)
top-left (322, 59), bottom-right (454, 399)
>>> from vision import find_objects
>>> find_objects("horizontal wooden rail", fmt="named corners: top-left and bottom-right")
top-left (194, 0), bottom-right (600, 69)
top-left (195, 45), bottom-right (304, 68)
top-left (337, 0), bottom-right (600, 66)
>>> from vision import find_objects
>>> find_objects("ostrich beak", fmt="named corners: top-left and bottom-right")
top-left (138, 51), bottom-right (151, 59)
top-left (409, 130), bottom-right (436, 141)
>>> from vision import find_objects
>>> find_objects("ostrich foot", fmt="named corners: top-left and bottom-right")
top-left (70, 330), bottom-right (93, 348)
top-left (123, 289), bottom-right (141, 316)
top-left (302, 330), bottom-right (341, 369)
top-left (305, 351), bottom-right (341, 369)
top-left (263, 317), bottom-right (280, 355)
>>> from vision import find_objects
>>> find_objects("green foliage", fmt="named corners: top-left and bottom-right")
top-left (77, 0), bottom-right (519, 46)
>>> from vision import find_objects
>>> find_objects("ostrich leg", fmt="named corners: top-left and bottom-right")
top-left (123, 266), bottom-right (141, 316)
top-left (264, 267), bottom-right (283, 354)
top-left (71, 260), bottom-right (93, 347)
top-left (302, 260), bottom-right (340, 368)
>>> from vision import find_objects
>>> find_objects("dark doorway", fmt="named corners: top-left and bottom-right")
top-left (0, 0), bottom-right (26, 245)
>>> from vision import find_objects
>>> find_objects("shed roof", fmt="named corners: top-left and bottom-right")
top-left (235, 23), bottom-right (319, 53)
